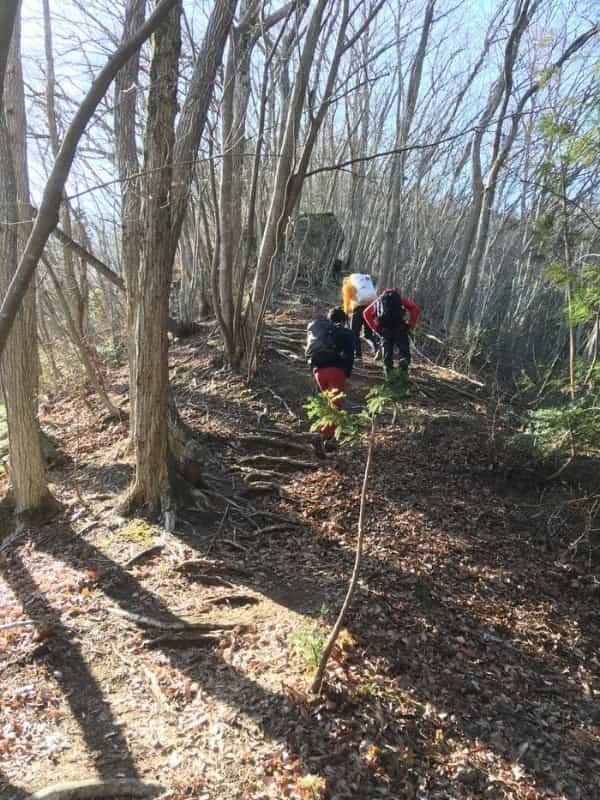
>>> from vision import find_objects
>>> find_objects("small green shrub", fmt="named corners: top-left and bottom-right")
top-left (518, 395), bottom-right (600, 461)
top-left (96, 341), bottom-right (123, 368)
top-left (289, 622), bottom-right (327, 669)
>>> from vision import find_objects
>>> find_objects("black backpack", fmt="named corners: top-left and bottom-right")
top-left (375, 289), bottom-right (407, 330)
top-left (305, 318), bottom-right (338, 368)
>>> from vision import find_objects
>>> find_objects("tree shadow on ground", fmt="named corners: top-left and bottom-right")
top-left (3, 399), bottom-right (598, 800)
top-left (0, 771), bottom-right (28, 800)
top-left (0, 548), bottom-right (140, 791)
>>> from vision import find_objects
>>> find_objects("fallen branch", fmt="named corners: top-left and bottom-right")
top-left (252, 523), bottom-right (298, 535)
top-left (108, 607), bottom-right (236, 631)
top-left (0, 619), bottom-right (34, 632)
top-left (311, 416), bottom-right (376, 695)
top-left (124, 544), bottom-right (165, 569)
top-left (262, 386), bottom-right (297, 417)
top-left (30, 779), bottom-right (162, 800)
top-left (145, 631), bottom-right (222, 648)
top-left (201, 491), bottom-right (260, 528)
top-left (179, 573), bottom-right (236, 588)
top-left (239, 467), bottom-right (285, 482)
top-left (205, 593), bottom-right (258, 607)
top-left (221, 538), bottom-right (249, 552)
top-left (271, 348), bottom-right (302, 363)
top-left (254, 427), bottom-right (314, 440)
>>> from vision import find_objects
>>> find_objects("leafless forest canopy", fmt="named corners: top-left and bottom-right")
top-left (15, 0), bottom-right (597, 374)
top-left (0, 0), bottom-right (598, 516)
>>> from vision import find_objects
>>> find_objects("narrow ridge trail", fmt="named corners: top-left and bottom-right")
top-left (1, 295), bottom-right (598, 800)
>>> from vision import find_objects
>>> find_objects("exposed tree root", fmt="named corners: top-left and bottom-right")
top-left (240, 481), bottom-right (282, 495)
top-left (30, 779), bottom-right (162, 800)
top-left (238, 454), bottom-right (315, 470)
top-left (239, 467), bottom-right (285, 482)
top-left (178, 573), bottom-right (236, 588)
top-left (238, 434), bottom-right (310, 453)
top-left (175, 558), bottom-right (250, 577)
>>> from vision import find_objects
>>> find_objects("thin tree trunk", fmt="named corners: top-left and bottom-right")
top-left (0, 6), bottom-right (57, 521)
top-left (42, 0), bottom-right (86, 335)
top-left (43, 258), bottom-right (120, 418)
top-left (379, 0), bottom-right (435, 288)
top-left (122, 2), bottom-right (182, 514)
top-left (115, 0), bottom-right (146, 444)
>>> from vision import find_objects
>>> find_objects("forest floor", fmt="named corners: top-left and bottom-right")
top-left (1, 292), bottom-right (599, 800)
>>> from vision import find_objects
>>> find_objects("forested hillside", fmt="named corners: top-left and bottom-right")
top-left (0, 1), bottom-right (599, 799)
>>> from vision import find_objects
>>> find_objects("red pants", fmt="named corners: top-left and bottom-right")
top-left (314, 366), bottom-right (346, 439)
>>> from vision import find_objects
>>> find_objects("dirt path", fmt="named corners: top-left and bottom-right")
top-left (1, 296), bottom-right (599, 800)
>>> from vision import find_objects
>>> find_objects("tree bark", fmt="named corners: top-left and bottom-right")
top-left (122, 2), bottom-right (182, 514)
top-left (243, 0), bottom-right (330, 372)
top-left (0, 5), bottom-right (57, 522)
top-left (42, 0), bottom-right (85, 335)
top-left (379, 0), bottom-right (435, 289)
top-left (115, 0), bottom-right (146, 444)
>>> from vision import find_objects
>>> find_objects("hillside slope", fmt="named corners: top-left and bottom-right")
top-left (1, 294), bottom-right (599, 800)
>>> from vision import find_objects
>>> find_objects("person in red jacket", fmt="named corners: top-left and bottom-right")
top-left (363, 289), bottom-right (420, 377)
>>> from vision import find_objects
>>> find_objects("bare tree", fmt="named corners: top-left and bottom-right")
top-left (0, 3), bottom-right (58, 522)
top-left (122, 0), bottom-right (236, 514)
top-left (0, 0), bottom-right (179, 357)
top-left (379, 0), bottom-right (436, 288)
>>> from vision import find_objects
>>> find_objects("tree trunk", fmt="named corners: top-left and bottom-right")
top-left (42, 0), bottom-right (86, 335)
top-left (379, 0), bottom-right (435, 288)
top-left (0, 7), bottom-right (57, 522)
top-left (122, 2), bottom-right (182, 513)
top-left (115, 0), bottom-right (146, 444)
top-left (242, 0), bottom-right (330, 373)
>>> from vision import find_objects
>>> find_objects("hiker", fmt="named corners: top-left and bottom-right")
top-left (364, 289), bottom-right (421, 377)
top-left (342, 273), bottom-right (379, 359)
top-left (305, 307), bottom-right (355, 456)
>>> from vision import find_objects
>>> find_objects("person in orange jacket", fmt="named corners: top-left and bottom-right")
top-left (363, 289), bottom-right (421, 377)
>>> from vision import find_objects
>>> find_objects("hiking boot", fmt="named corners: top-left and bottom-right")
top-left (313, 433), bottom-right (326, 459)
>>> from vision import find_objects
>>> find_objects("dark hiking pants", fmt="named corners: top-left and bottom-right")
top-left (351, 305), bottom-right (378, 358)
top-left (382, 328), bottom-right (411, 375)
